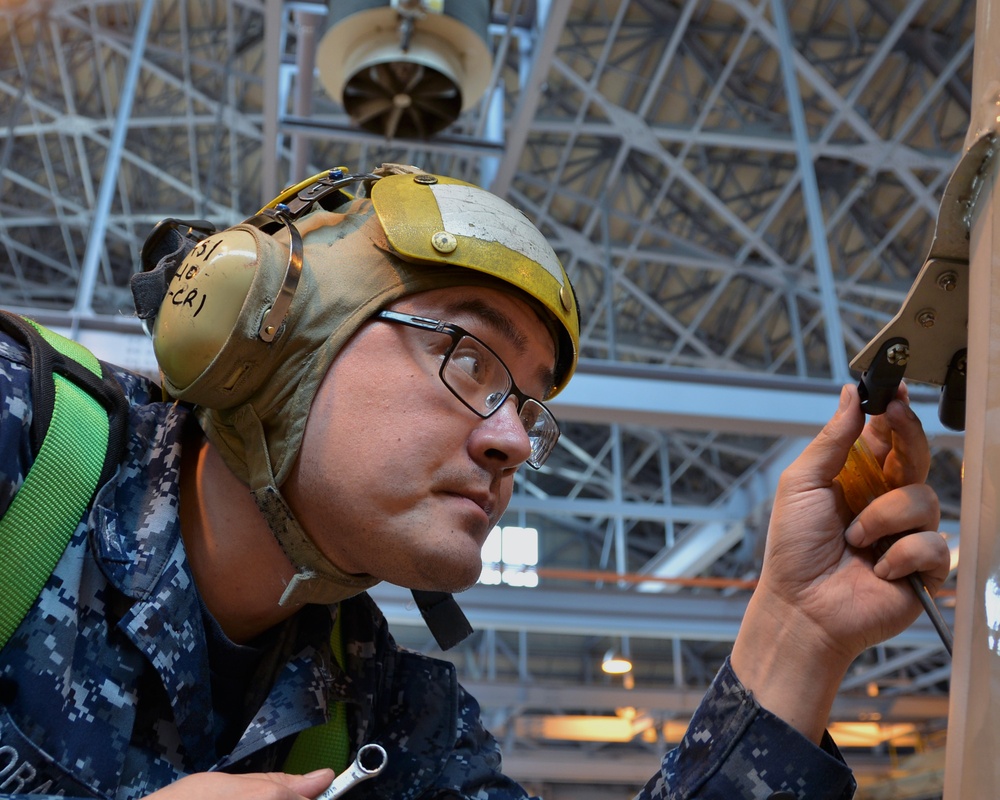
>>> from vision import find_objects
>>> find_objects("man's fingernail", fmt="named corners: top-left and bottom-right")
top-left (304, 769), bottom-right (332, 779)
top-left (845, 523), bottom-right (863, 547)
top-left (839, 385), bottom-right (850, 411)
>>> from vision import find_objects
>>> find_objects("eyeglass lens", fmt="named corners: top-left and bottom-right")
top-left (442, 334), bottom-right (559, 467)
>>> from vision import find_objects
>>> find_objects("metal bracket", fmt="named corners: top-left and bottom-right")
top-left (849, 133), bottom-right (998, 430)
top-left (850, 257), bottom-right (969, 389)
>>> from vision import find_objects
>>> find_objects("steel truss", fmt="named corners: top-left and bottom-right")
top-left (0, 0), bottom-right (972, 791)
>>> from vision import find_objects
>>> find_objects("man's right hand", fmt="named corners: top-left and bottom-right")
top-left (145, 768), bottom-right (336, 800)
top-left (730, 383), bottom-right (949, 744)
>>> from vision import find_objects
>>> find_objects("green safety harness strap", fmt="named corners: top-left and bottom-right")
top-left (0, 312), bottom-right (351, 772)
top-left (0, 313), bottom-right (126, 648)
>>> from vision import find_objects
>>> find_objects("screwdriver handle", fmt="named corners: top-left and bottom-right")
top-left (835, 438), bottom-right (953, 655)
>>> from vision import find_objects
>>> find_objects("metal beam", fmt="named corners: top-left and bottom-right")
top-left (770, 0), bottom-right (850, 382)
top-left (73, 0), bottom-right (156, 318)
top-left (461, 680), bottom-right (949, 722)
top-left (367, 582), bottom-right (954, 648)
top-left (550, 371), bottom-right (964, 447)
top-left (262, 0), bottom-right (284, 203)
top-left (489, 0), bottom-right (573, 196)
top-left (730, 0), bottom-right (942, 217)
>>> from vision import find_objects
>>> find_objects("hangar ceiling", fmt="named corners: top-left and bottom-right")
top-left (0, 0), bottom-right (973, 794)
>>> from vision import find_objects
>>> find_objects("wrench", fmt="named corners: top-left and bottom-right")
top-left (315, 743), bottom-right (388, 800)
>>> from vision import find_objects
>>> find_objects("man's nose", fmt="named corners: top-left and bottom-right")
top-left (473, 395), bottom-right (533, 466)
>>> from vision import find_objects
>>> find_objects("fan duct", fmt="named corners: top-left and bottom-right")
top-left (317, 0), bottom-right (492, 140)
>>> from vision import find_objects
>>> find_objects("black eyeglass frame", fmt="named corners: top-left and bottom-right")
top-left (374, 309), bottom-right (561, 469)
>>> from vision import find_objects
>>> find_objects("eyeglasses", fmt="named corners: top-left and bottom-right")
top-left (374, 309), bottom-right (561, 469)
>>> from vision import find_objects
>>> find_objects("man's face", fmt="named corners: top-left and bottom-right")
top-left (284, 284), bottom-right (558, 592)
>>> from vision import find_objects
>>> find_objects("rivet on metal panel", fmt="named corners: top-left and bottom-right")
top-left (936, 271), bottom-right (958, 291)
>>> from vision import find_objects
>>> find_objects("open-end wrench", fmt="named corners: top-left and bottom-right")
top-left (315, 743), bottom-right (388, 800)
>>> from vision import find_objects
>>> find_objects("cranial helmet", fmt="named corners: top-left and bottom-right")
top-left (131, 164), bottom-right (580, 647)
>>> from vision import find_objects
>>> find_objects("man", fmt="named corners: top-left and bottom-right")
top-left (0, 165), bottom-right (949, 799)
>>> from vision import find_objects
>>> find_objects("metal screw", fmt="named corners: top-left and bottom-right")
top-left (559, 283), bottom-right (573, 311)
top-left (431, 231), bottom-right (457, 253)
top-left (956, 353), bottom-right (967, 375)
top-left (916, 309), bottom-right (936, 328)
top-left (414, 174), bottom-right (438, 185)
top-left (936, 271), bottom-right (958, 291)
top-left (886, 343), bottom-right (910, 366)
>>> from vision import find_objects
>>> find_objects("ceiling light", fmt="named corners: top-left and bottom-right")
top-left (601, 648), bottom-right (632, 675)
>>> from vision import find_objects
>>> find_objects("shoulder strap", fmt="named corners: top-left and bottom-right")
top-left (0, 312), bottom-right (128, 648)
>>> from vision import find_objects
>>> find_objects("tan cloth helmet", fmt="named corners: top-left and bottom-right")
top-left (133, 165), bottom-right (580, 620)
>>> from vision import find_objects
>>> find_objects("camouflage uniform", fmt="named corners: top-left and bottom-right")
top-left (0, 331), bottom-right (856, 800)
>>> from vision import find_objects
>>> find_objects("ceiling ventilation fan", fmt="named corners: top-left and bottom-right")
top-left (317, 0), bottom-right (493, 140)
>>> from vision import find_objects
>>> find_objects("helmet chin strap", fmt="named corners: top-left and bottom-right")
top-left (232, 403), bottom-right (378, 607)
top-left (255, 483), bottom-right (377, 607)
top-left (228, 404), bottom-right (474, 650)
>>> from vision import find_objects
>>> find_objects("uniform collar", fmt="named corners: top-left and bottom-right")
top-left (89, 402), bottom-right (190, 599)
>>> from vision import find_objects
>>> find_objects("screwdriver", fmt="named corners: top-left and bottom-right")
top-left (835, 436), bottom-right (954, 655)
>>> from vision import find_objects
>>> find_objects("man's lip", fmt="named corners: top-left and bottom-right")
top-left (442, 489), bottom-right (493, 517)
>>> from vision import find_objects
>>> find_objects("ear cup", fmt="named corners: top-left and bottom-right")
top-left (152, 228), bottom-right (260, 391)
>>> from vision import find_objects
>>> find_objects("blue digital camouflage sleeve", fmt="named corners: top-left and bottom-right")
top-left (0, 333), bottom-right (33, 517)
top-left (635, 658), bottom-right (856, 800)
top-left (434, 680), bottom-right (537, 800)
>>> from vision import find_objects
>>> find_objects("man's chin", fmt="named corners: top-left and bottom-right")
top-left (426, 575), bottom-right (480, 594)
top-left (409, 563), bottom-right (482, 595)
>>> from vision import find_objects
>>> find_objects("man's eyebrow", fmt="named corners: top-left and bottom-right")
top-left (444, 298), bottom-right (557, 393)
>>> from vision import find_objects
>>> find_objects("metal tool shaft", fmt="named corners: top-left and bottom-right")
top-left (904, 571), bottom-right (954, 656)
top-left (872, 536), bottom-right (954, 656)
